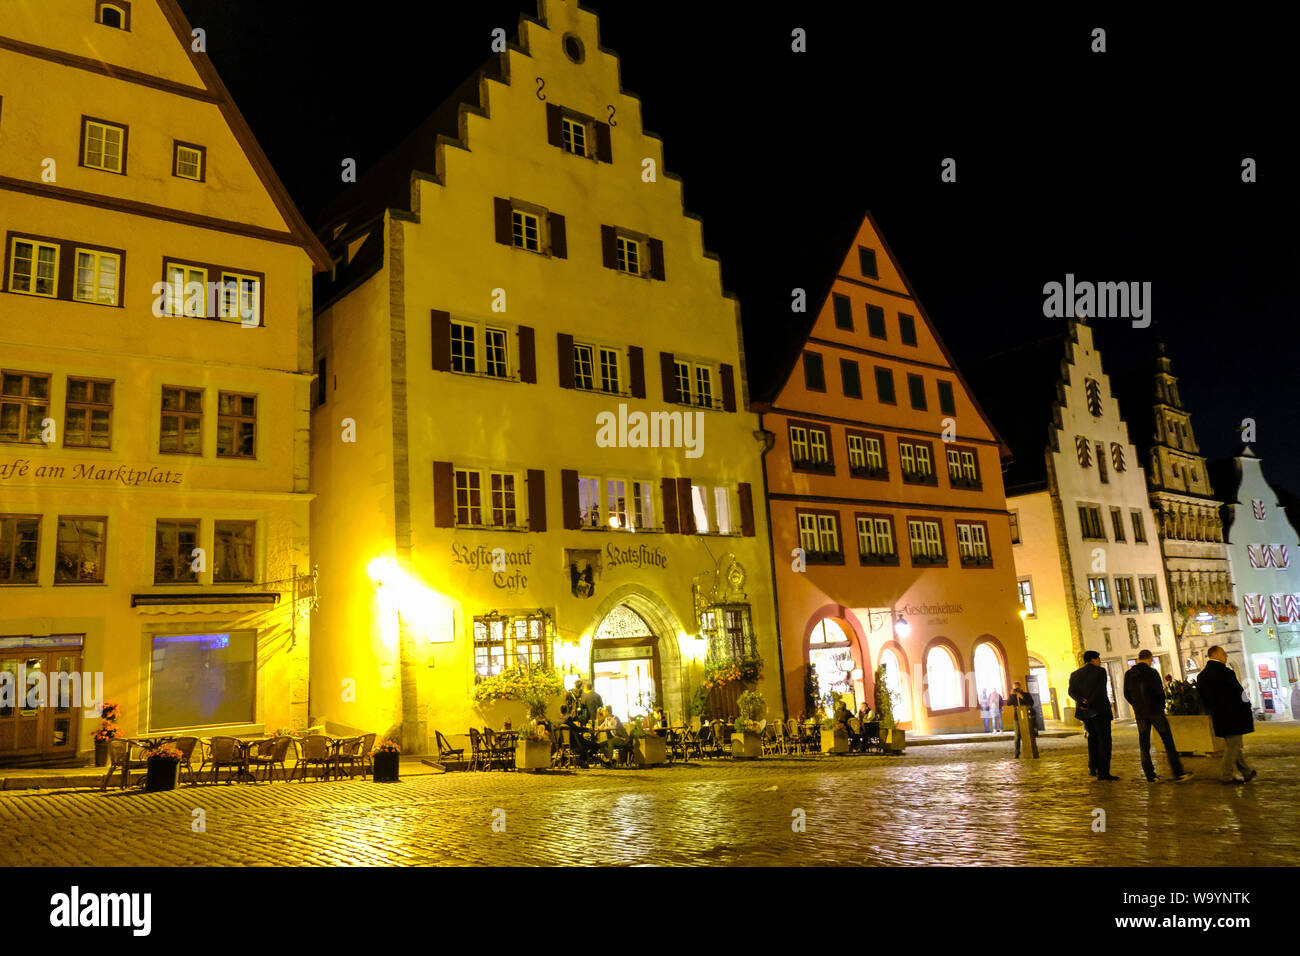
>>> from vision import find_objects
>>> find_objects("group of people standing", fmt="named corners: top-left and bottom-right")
top-left (1068, 646), bottom-right (1257, 784)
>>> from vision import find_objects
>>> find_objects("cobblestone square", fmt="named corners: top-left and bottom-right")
top-left (2, 724), bottom-right (1297, 867)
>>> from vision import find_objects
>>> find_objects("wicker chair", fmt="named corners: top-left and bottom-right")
top-left (483, 728), bottom-right (515, 771)
top-left (247, 736), bottom-right (293, 782)
top-left (761, 722), bottom-right (781, 756)
top-left (329, 736), bottom-right (364, 779)
top-left (199, 736), bottom-right (245, 785)
top-left (100, 738), bottom-right (148, 790)
top-left (468, 728), bottom-right (488, 771)
top-left (293, 734), bottom-right (333, 782)
top-left (786, 719), bottom-right (805, 754)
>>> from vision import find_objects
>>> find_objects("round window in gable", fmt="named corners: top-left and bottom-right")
top-left (563, 33), bottom-right (585, 63)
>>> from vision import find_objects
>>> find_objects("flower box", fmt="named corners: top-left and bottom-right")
top-left (1167, 715), bottom-right (1224, 756)
top-left (634, 736), bottom-right (667, 766)
top-left (516, 738), bottom-right (552, 771)
top-left (145, 756), bottom-right (180, 792)
top-left (373, 750), bottom-right (401, 782)
top-left (821, 729), bottom-right (850, 754)
top-left (731, 731), bottom-right (763, 760)
top-left (880, 727), bottom-right (906, 754)
top-left (94, 739), bottom-right (109, 767)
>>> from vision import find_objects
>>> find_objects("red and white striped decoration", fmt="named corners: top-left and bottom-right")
top-left (1286, 594), bottom-right (1300, 622)
top-left (1253, 498), bottom-right (1267, 520)
top-left (1272, 544), bottom-right (1290, 568)
top-left (1248, 545), bottom-right (1266, 568)
top-left (1242, 593), bottom-right (1268, 625)
top-left (1271, 594), bottom-right (1291, 624)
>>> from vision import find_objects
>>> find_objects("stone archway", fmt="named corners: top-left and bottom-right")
top-left (583, 584), bottom-right (685, 721)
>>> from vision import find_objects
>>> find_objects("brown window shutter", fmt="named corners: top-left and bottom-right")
top-left (628, 346), bottom-right (646, 399)
top-left (548, 212), bottom-right (567, 259)
top-left (431, 309), bottom-right (451, 371)
top-left (600, 225), bottom-right (618, 269)
top-left (594, 121), bottom-right (613, 162)
top-left (659, 351), bottom-right (678, 403)
top-left (433, 461), bottom-right (455, 527)
top-left (738, 483), bottom-right (756, 537)
top-left (719, 363), bottom-right (737, 412)
top-left (556, 332), bottom-right (575, 388)
top-left (561, 469), bottom-right (580, 529)
top-left (494, 197), bottom-right (513, 245)
top-left (518, 325), bottom-right (537, 383)
top-left (647, 238), bottom-right (665, 280)
top-left (527, 469), bottom-right (547, 532)
top-left (546, 103), bottom-right (564, 148)
top-left (676, 477), bottom-right (695, 534)
top-left (661, 477), bottom-right (679, 534)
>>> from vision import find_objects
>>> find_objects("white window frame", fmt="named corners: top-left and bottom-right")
top-left (597, 346), bottom-right (621, 394)
top-left (483, 326), bottom-right (509, 379)
top-left (489, 470), bottom-right (521, 528)
top-left (73, 248), bottom-right (120, 306)
top-left (511, 209), bottom-right (542, 251)
top-left (174, 144), bottom-right (204, 181)
top-left (9, 239), bottom-right (59, 297)
top-left (219, 271), bottom-right (261, 326)
top-left (798, 513), bottom-right (819, 553)
top-left (451, 320), bottom-right (478, 374)
top-left (82, 120), bottom-right (125, 173)
top-left (808, 429), bottom-right (829, 464)
top-left (631, 479), bottom-right (656, 530)
top-left (956, 521), bottom-right (989, 561)
top-left (847, 434), bottom-right (866, 469)
top-left (164, 262), bottom-right (207, 317)
top-left (578, 475), bottom-right (601, 528)
top-left (561, 115), bottom-right (588, 156)
top-left (816, 514), bottom-right (839, 553)
top-left (615, 235), bottom-right (641, 274)
top-left (454, 468), bottom-right (484, 526)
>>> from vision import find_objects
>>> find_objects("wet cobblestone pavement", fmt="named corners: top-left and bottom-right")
top-left (3, 725), bottom-right (1297, 866)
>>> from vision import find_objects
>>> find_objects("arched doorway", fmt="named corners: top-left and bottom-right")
top-left (879, 646), bottom-right (911, 723)
top-left (591, 605), bottom-right (659, 721)
top-left (808, 618), bottom-right (858, 711)
top-left (924, 643), bottom-right (963, 712)
top-left (583, 587), bottom-right (684, 722)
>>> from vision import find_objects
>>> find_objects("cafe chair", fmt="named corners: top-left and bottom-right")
top-left (171, 736), bottom-right (201, 784)
top-left (293, 734), bottom-right (334, 782)
top-left (100, 738), bottom-right (148, 791)
top-left (483, 728), bottom-right (515, 771)
top-left (436, 730), bottom-right (468, 771)
top-left (330, 736), bottom-right (364, 779)
top-left (198, 736), bottom-right (245, 785)
top-left (248, 736), bottom-right (293, 782)
top-left (468, 728), bottom-right (488, 771)
top-left (355, 733), bottom-right (377, 778)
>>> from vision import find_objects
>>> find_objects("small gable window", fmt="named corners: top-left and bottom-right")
top-left (96, 1), bottom-right (131, 30)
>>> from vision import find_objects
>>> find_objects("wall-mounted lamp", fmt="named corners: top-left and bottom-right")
top-left (893, 613), bottom-right (911, 639)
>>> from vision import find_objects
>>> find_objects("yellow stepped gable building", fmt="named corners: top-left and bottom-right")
top-left (311, 0), bottom-right (780, 749)
top-left (0, 0), bottom-right (328, 764)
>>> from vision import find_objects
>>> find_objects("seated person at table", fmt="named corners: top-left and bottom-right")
top-left (598, 709), bottom-right (630, 764)
top-left (556, 705), bottom-right (596, 763)
top-left (651, 705), bottom-right (668, 733)
top-left (833, 701), bottom-right (853, 733)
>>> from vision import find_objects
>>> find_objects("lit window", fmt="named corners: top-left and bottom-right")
top-left (0, 515), bottom-right (40, 584)
top-left (631, 480), bottom-right (655, 530)
top-left (491, 472), bottom-right (518, 527)
top-left (713, 487), bottom-right (734, 535)
top-left (160, 387), bottom-right (203, 455)
top-left (82, 119), bottom-right (126, 173)
top-left (219, 272), bottom-right (261, 325)
top-left (1017, 578), bottom-right (1035, 616)
top-left (454, 469), bottom-right (483, 526)
top-left (164, 263), bottom-right (207, 317)
top-left (0, 372), bottom-right (51, 444)
top-left (174, 143), bottom-right (205, 181)
top-left (9, 239), bottom-right (59, 297)
top-left (1088, 576), bottom-right (1113, 613)
top-left (578, 476), bottom-right (601, 527)
top-left (74, 249), bottom-right (120, 306)
top-left (925, 646), bottom-right (962, 710)
top-left (956, 521), bottom-right (989, 563)
top-left (606, 479), bottom-right (629, 529)
top-left (691, 485), bottom-right (710, 534)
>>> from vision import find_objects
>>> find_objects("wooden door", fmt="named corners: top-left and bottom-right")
top-left (0, 649), bottom-right (83, 759)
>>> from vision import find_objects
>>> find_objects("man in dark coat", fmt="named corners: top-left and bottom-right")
top-left (1068, 650), bottom-right (1118, 780)
top-left (578, 682), bottom-right (604, 725)
top-left (1123, 649), bottom-right (1191, 783)
top-left (1195, 646), bottom-right (1257, 784)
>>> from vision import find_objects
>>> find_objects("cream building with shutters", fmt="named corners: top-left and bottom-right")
top-left (308, 0), bottom-right (780, 748)
top-left (0, 0), bottom-right (327, 764)
top-left (969, 320), bottom-right (1177, 721)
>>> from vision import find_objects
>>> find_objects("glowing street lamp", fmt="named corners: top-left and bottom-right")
top-left (893, 613), bottom-right (911, 638)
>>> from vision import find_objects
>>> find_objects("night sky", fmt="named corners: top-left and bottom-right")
top-left (177, 1), bottom-right (1299, 495)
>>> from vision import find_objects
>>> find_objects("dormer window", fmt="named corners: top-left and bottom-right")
top-left (96, 1), bottom-right (130, 30)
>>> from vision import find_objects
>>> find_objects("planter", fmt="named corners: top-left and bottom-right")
top-left (1167, 715), bottom-right (1225, 756)
top-left (731, 731), bottom-right (762, 760)
top-left (144, 756), bottom-right (180, 792)
top-left (94, 739), bottom-right (109, 767)
top-left (634, 735), bottom-right (667, 766)
top-left (516, 738), bottom-right (552, 771)
top-left (880, 727), bottom-right (906, 754)
top-left (372, 750), bottom-right (401, 782)
top-left (821, 729), bottom-right (850, 754)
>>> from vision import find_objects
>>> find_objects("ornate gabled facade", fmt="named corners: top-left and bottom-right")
top-left (1211, 448), bottom-right (1300, 717)
top-left (1143, 346), bottom-right (1242, 677)
top-left (308, 0), bottom-right (780, 748)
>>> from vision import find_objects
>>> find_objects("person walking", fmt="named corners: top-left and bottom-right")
top-left (1123, 650), bottom-right (1192, 783)
top-left (1195, 645), bottom-right (1258, 784)
top-left (1007, 681), bottom-right (1039, 758)
top-left (1069, 650), bottom-right (1118, 780)
top-left (979, 689), bottom-right (992, 733)
top-left (988, 687), bottom-right (1005, 732)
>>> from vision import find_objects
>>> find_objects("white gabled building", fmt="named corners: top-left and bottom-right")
top-left (1210, 448), bottom-right (1300, 718)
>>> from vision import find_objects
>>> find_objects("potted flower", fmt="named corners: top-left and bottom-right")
top-left (93, 701), bottom-right (121, 766)
top-left (372, 739), bottom-right (401, 782)
top-left (820, 714), bottom-right (850, 755)
top-left (144, 742), bottom-right (183, 792)
top-left (731, 689), bottom-right (767, 759)
top-left (473, 666), bottom-right (564, 730)
top-left (516, 717), bottom-right (553, 771)
top-left (92, 720), bottom-right (121, 767)
top-left (632, 718), bottom-right (667, 766)
top-left (1165, 679), bottom-right (1224, 755)
top-left (875, 665), bottom-right (906, 754)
